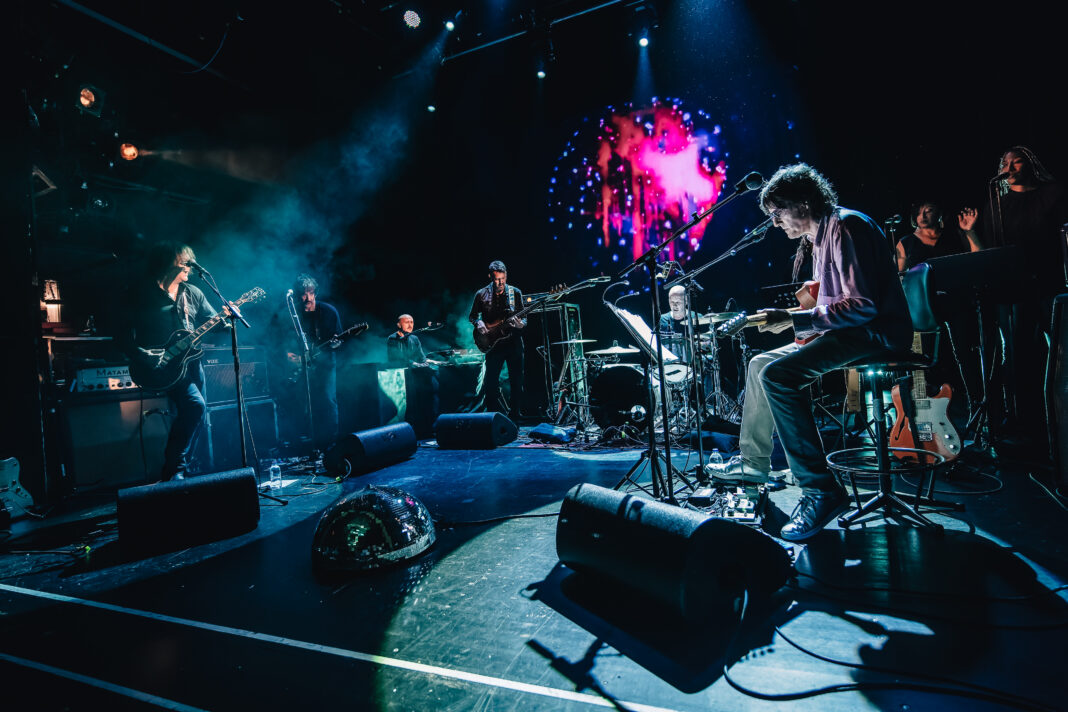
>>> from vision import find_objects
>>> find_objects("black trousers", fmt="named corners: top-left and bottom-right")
top-left (481, 336), bottom-right (524, 418)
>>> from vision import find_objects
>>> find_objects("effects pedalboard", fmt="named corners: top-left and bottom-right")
top-left (687, 483), bottom-right (770, 525)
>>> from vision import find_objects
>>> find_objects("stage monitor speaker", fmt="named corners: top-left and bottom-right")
top-left (1047, 294), bottom-right (1068, 490)
top-left (324, 423), bottom-right (417, 476)
top-left (434, 412), bottom-right (517, 449)
top-left (191, 398), bottom-right (278, 474)
top-left (117, 467), bottom-right (260, 555)
top-left (556, 483), bottom-right (792, 623)
top-left (61, 392), bottom-right (170, 491)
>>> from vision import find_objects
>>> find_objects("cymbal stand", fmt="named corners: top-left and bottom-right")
top-left (673, 270), bottom-right (708, 480)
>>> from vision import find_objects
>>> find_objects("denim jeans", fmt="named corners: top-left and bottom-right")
top-left (757, 328), bottom-right (898, 493)
top-left (163, 361), bottom-right (207, 479)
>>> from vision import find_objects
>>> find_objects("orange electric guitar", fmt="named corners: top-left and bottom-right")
top-left (889, 333), bottom-right (961, 461)
top-left (715, 280), bottom-right (821, 346)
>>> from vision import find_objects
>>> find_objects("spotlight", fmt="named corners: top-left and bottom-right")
top-left (76, 84), bottom-right (104, 117)
top-left (119, 143), bottom-right (139, 161)
top-left (445, 20), bottom-right (455, 31)
top-left (537, 69), bottom-right (546, 79)
top-left (638, 36), bottom-right (649, 47)
top-left (403, 10), bottom-right (421, 28)
top-left (427, 104), bottom-right (436, 112)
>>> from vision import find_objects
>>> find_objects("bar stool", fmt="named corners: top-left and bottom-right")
top-left (825, 263), bottom-right (964, 532)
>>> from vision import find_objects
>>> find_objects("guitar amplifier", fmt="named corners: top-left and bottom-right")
top-left (201, 347), bottom-right (271, 406)
top-left (190, 397), bottom-right (279, 474)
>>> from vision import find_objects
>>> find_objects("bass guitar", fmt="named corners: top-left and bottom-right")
top-left (288, 322), bottom-right (369, 382)
top-left (715, 281), bottom-right (821, 346)
top-left (473, 276), bottom-right (608, 353)
top-left (889, 332), bottom-right (961, 461)
top-left (129, 287), bottom-right (266, 391)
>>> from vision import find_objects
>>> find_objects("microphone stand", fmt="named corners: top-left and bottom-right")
top-left (189, 263), bottom-right (252, 471)
top-left (286, 291), bottom-right (316, 452)
top-left (616, 173), bottom-right (763, 503)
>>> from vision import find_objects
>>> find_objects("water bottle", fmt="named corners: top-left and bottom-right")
top-left (268, 462), bottom-right (282, 489)
top-left (707, 448), bottom-right (724, 467)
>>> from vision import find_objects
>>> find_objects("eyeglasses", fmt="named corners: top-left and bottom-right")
top-left (768, 208), bottom-right (786, 220)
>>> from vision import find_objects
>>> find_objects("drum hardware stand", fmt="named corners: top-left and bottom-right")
top-left (613, 171), bottom-right (763, 501)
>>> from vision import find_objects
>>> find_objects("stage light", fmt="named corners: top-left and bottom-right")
top-left (537, 69), bottom-right (546, 79)
top-left (445, 20), bottom-right (455, 31)
top-left (76, 84), bottom-right (104, 117)
top-left (638, 36), bottom-right (649, 47)
top-left (403, 10), bottom-right (421, 28)
top-left (427, 104), bottom-right (436, 112)
top-left (119, 143), bottom-right (139, 161)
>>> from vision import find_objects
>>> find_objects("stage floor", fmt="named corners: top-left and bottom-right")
top-left (1, 432), bottom-right (1066, 711)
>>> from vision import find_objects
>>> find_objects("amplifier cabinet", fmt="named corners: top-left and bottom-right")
top-left (201, 346), bottom-right (271, 405)
top-left (60, 390), bottom-right (170, 491)
top-left (191, 397), bottom-right (279, 474)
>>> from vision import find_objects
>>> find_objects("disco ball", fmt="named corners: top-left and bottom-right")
top-left (311, 485), bottom-right (436, 572)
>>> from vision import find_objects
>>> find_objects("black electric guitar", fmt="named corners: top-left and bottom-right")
top-left (129, 287), bottom-right (266, 391)
top-left (288, 322), bottom-right (369, 382)
top-left (0, 458), bottom-right (34, 520)
top-left (473, 276), bottom-right (610, 353)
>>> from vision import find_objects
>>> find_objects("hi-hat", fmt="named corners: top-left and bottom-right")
top-left (587, 345), bottom-right (640, 355)
top-left (696, 311), bottom-right (741, 325)
top-left (551, 339), bottom-right (597, 345)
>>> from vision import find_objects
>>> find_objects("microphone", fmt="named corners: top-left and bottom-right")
top-left (184, 258), bottom-right (208, 274)
top-left (990, 171), bottom-right (1011, 182)
top-left (733, 171), bottom-right (765, 192)
top-left (286, 288), bottom-right (294, 297)
top-left (885, 214), bottom-right (903, 226)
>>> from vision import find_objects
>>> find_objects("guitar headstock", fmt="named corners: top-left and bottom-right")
top-left (716, 311), bottom-right (749, 338)
top-left (237, 287), bottom-right (267, 305)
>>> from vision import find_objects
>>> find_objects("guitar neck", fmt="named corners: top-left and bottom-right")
top-left (910, 332), bottom-right (927, 399)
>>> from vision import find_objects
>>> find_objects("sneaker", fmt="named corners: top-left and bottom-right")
top-left (705, 455), bottom-right (769, 484)
top-left (779, 488), bottom-right (849, 542)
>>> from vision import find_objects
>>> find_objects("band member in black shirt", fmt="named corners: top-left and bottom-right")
top-left (286, 274), bottom-right (342, 450)
top-left (129, 241), bottom-right (220, 481)
top-left (469, 260), bottom-right (525, 420)
top-left (386, 314), bottom-right (427, 366)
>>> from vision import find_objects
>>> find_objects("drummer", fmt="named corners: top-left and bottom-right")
top-left (658, 285), bottom-right (704, 361)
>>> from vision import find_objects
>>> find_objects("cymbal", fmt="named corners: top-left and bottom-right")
top-left (587, 345), bottom-right (640, 355)
top-left (696, 311), bottom-right (741, 325)
top-left (551, 339), bottom-right (597, 345)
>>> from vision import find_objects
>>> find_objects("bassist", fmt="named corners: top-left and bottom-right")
top-left (129, 242), bottom-right (224, 481)
top-left (469, 260), bottom-right (526, 420)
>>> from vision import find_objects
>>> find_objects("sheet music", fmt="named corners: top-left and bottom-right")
top-left (605, 303), bottom-right (679, 363)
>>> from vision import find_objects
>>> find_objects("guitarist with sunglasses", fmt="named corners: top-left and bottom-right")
top-left (128, 241), bottom-right (227, 482)
top-left (469, 260), bottom-right (526, 421)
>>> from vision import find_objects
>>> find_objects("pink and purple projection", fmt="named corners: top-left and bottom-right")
top-left (549, 99), bottom-right (728, 270)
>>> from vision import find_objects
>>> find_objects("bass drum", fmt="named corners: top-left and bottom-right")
top-left (589, 364), bottom-right (659, 428)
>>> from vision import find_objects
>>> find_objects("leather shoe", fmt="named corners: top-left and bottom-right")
top-left (705, 455), bottom-right (768, 484)
top-left (779, 488), bottom-right (849, 542)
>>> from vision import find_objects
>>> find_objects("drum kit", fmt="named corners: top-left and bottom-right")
top-left (548, 310), bottom-right (743, 435)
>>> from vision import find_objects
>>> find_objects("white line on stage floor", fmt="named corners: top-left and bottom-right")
top-left (0, 651), bottom-right (209, 712)
top-left (0, 583), bottom-right (682, 712)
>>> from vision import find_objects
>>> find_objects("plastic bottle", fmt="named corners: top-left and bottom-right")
top-left (268, 462), bottom-right (282, 489)
top-left (707, 448), bottom-right (724, 467)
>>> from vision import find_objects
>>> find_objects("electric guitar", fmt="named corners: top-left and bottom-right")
top-left (0, 458), bottom-right (34, 520)
top-left (473, 276), bottom-right (609, 353)
top-left (889, 333), bottom-right (961, 461)
top-left (288, 322), bottom-right (369, 381)
top-left (129, 287), bottom-right (266, 391)
top-left (715, 281), bottom-right (821, 346)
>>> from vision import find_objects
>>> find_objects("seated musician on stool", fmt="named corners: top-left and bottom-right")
top-left (659, 285), bottom-right (699, 335)
top-left (708, 163), bottom-right (913, 541)
top-left (387, 314), bottom-right (427, 366)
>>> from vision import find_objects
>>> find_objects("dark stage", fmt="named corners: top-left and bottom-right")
top-left (1, 433), bottom-right (1066, 711)
top-left (6, 1), bottom-right (1068, 710)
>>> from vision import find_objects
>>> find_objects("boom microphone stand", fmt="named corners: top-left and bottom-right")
top-left (616, 171), bottom-right (766, 503)
top-left (188, 261), bottom-right (252, 469)
top-left (286, 289), bottom-right (316, 450)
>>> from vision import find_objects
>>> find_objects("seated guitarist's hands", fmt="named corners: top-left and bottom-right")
top-left (758, 308), bottom-right (794, 334)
